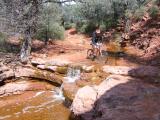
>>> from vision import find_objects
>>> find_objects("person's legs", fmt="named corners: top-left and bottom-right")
top-left (92, 44), bottom-right (97, 56)
top-left (95, 43), bottom-right (102, 56)
top-left (95, 46), bottom-right (100, 56)
top-left (92, 43), bottom-right (102, 57)
top-left (98, 44), bottom-right (102, 56)
top-left (91, 44), bottom-right (95, 56)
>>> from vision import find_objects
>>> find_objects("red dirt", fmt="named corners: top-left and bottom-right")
top-left (31, 29), bottom-right (92, 63)
top-left (31, 29), bottom-right (142, 67)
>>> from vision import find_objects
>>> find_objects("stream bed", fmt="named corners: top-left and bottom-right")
top-left (0, 39), bottom-right (141, 120)
top-left (0, 90), bottom-right (71, 120)
top-left (0, 67), bottom-right (82, 120)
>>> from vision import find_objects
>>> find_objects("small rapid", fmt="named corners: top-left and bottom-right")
top-left (53, 85), bottom-right (65, 100)
top-left (53, 67), bottom-right (81, 100)
top-left (64, 67), bottom-right (81, 83)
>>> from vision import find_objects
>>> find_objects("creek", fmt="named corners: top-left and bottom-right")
top-left (0, 38), bottom-right (137, 120)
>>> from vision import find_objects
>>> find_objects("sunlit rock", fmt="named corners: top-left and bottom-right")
top-left (72, 86), bottom-right (97, 115)
top-left (46, 59), bottom-right (72, 67)
top-left (103, 65), bottom-right (160, 78)
top-left (63, 83), bottom-right (79, 102)
top-left (31, 59), bottom-right (46, 65)
top-left (72, 75), bottom-right (160, 120)
top-left (15, 67), bottom-right (63, 85)
top-left (82, 65), bottom-right (95, 73)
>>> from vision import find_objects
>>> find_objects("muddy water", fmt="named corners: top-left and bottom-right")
top-left (101, 39), bottom-right (141, 67)
top-left (0, 91), bottom-right (70, 120)
top-left (105, 41), bottom-right (124, 65)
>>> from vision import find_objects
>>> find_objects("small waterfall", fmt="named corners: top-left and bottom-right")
top-left (53, 67), bottom-right (81, 100)
top-left (64, 67), bottom-right (81, 83)
top-left (53, 84), bottom-right (65, 100)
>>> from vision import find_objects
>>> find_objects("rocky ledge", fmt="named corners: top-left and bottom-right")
top-left (71, 75), bottom-right (160, 120)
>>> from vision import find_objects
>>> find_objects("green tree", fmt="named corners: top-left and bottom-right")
top-left (1, 0), bottom-right (74, 63)
top-left (37, 3), bottom-right (64, 44)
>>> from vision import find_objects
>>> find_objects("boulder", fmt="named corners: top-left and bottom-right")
top-left (96, 75), bottom-right (130, 98)
top-left (72, 86), bottom-right (98, 115)
top-left (72, 75), bottom-right (131, 116)
top-left (63, 82), bottom-right (79, 102)
top-left (72, 75), bottom-right (160, 120)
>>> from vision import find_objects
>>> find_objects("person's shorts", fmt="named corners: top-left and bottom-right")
top-left (92, 43), bottom-right (102, 49)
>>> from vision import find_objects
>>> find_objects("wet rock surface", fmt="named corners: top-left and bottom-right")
top-left (63, 83), bottom-right (79, 102)
top-left (103, 65), bottom-right (160, 78)
top-left (31, 59), bottom-right (72, 67)
top-left (72, 75), bottom-right (160, 120)
top-left (0, 80), bottom-right (54, 97)
top-left (15, 67), bottom-right (63, 85)
top-left (0, 65), bottom-right (15, 83)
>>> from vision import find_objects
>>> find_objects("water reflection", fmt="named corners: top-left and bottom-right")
top-left (0, 91), bottom-right (70, 120)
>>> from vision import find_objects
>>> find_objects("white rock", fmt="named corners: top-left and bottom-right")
top-left (72, 86), bottom-right (97, 115)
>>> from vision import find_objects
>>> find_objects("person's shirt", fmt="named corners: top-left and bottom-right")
top-left (92, 31), bottom-right (98, 44)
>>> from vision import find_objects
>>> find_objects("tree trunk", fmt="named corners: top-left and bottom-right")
top-left (45, 28), bottom-right (48, 45)
top-left (124, 18), bottom-right (131, 33)
top-left (20, 28), bottom-right (32, 64)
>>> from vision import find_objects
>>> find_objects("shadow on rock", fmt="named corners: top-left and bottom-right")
top-left (71, 74), bottom-right (160, 120)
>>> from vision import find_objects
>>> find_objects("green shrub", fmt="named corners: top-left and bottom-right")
top-left (35, 23), bottom-right (65, 41)
top-left (76, 21), bottom-right (85, 32)
top-left (0, 33), bottom-right (20, 53)
top-left (76, 21), bottom-right (97, 34)
top-left (125, 10), bottom-right (133, 19)
top-left (51, 23), bottom-right (65, 40)
top-left (0, 32), bottom-right (7, 51)
top-left (99, 23), bottom-right (107, 32)
top-left (149, 5), bottom-right (159, 18)
top-left (0, 32), bottom-right (6, 44)
top-left (84, 22), bottom-right (97, 34)
top-left (133, 7), bottom-right (145, 21)
top-left (76, 20), bottom-right (87, 33)
top-left (64, 22), bottom-right (74, 30)
top-left (79, 24), bottom-right (88, 33)
top-left (104, 18), bottom-right (117, 29)
top-left (154, 0), bottom-right (160, 5)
